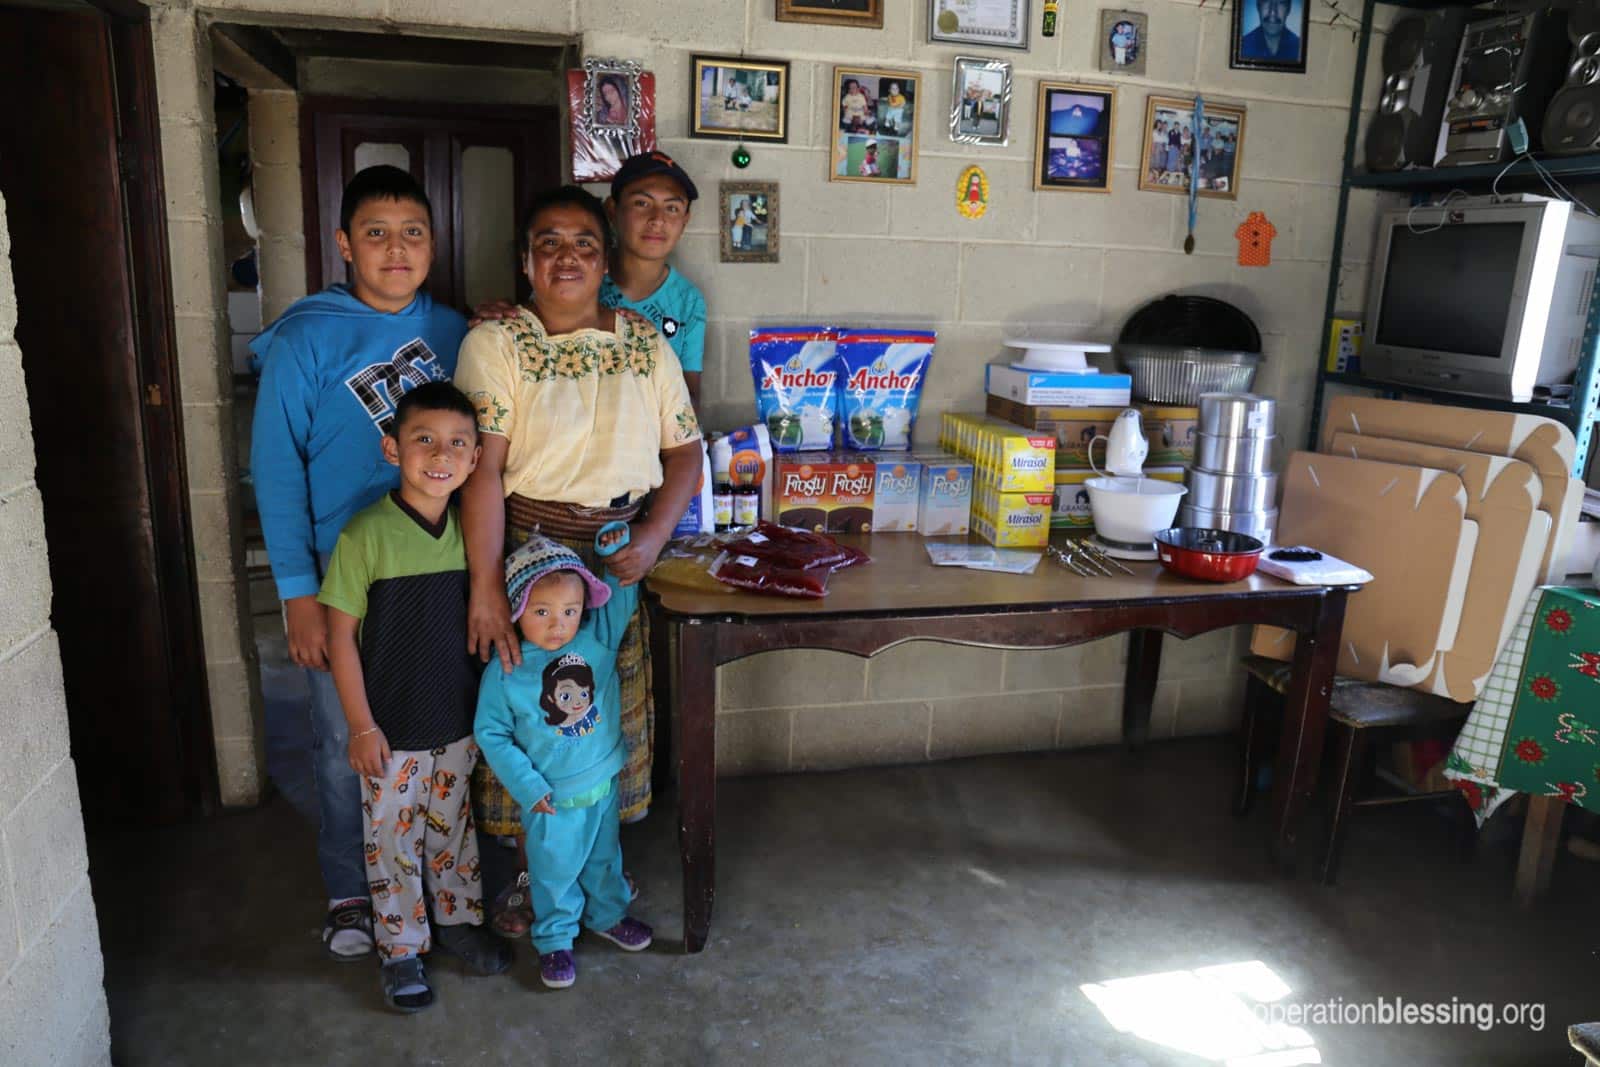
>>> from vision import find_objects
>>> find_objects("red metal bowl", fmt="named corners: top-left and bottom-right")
top-left (1154, 527), bottom-right (1264, 582)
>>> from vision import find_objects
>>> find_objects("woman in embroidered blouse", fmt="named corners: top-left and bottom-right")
top-left (454, 185), bottom-right (701, 934)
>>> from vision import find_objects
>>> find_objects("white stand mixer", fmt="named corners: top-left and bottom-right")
top-left (1085, 409), bottom-right (1187, 561)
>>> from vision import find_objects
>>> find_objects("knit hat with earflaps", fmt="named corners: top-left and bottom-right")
top-left (505, 534), bottom-right (611, 622)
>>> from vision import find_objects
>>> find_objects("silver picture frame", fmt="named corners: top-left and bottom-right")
top-left (583, 57), bottom-right (643, 137)
top-left (949, 56), bottom-right (1013, 146)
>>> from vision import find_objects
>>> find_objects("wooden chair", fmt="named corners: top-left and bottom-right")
top-left (1235, 655), bottom-right (1475, 884)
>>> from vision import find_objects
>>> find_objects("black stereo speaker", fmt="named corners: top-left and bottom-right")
top-left (1544, 1), bottom-right (1600, 156)
top-left (1364, 11), bottom-right (1466, 171)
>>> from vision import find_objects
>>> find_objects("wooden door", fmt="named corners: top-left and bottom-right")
top-left (0, 5), bottom-right (213, 826)
top-left (302, 98), bottom-right (561, 310)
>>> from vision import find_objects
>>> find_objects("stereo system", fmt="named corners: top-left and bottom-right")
top-left (1544, 1), bottom-right (1600, 155)
top-left (1438, 6), bottom-right (1568, 167)
top-left (1364, 11), bottom-right (1466, 172)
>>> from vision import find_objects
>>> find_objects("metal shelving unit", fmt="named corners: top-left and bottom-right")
top-left (1309, 0), bottom-right (1600, 477)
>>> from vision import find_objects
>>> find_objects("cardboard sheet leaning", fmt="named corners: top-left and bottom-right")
top-left (1251, 452), bottom-right (1479, 687)
top-left (1317, 395), bottom-right (1581, 583)
top-left (1326, 433), bottom-right (1547, 702)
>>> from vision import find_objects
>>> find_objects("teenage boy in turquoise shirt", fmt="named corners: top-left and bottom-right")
top-left (600, 151), bottom-right (708, 407)
top-left (251, 165), bottom-right (467, 961)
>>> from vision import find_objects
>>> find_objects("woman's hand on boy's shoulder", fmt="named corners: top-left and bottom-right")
top-left (469, 299), bottom-right (520, 328)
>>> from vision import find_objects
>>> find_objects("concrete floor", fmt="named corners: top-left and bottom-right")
top-left (92, 738), bottom-right (1596, 1066)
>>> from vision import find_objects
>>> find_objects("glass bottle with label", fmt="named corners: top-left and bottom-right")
top-left (734, 482), bottom-right (760, 527)
top-left (713, 480), bottom-right (734, 531)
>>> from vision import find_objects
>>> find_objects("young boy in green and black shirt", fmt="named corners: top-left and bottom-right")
top-left (319, 381), bottom-right (511, 1012)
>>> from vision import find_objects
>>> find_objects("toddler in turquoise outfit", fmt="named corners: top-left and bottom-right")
top-left (474, 532), bottom-right (652, 988)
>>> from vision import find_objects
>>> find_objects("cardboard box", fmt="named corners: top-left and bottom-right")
top-left (986, 397), bottom-right (1126, 469)
top-left (916, 452), bottom-right (973, 536)
top-left (871, 456), bottom-right (923, 531)
top-left (1051, 466), bottom-right (1183, 528)
top-left (1138, 404), bottom-right (1200, 466)
top-left (938, 413), bottom-right (1056, 492)
top-left (985, 363), bottom-right (1131, 407)
top-left (771, 454), bottom-right (877, 534)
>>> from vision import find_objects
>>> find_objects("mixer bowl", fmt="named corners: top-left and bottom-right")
top-left (1085, 476), bottom-right (1187, 546)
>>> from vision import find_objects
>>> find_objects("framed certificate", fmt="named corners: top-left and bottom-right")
top-left (928, 0), bottom-right (1031, 50)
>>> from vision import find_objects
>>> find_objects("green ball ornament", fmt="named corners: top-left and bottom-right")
top-left (732, 145), bottom-right (751, 169)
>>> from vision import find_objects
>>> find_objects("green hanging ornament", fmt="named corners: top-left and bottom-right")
top-left (732, 144), bottom-right (752, 169)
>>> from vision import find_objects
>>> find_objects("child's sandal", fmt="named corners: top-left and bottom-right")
top-left (380, 957), bottom-right (434, 1013)
top-left (322, 899), bottom-right (374, 962)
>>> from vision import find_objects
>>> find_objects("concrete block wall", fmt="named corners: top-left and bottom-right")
top-left (153, 0), bottom-right (1380, 786)
top-left (0, 196), bottom-right (112, 1065)
top-left (152, 3), bottom-right (265, 806)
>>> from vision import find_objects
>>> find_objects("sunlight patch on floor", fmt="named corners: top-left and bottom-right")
top-left (1080, 960), bottom-right (1320, 1066)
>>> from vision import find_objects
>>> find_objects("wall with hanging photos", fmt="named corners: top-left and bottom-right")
top-left (146, 0), bottom-right (1397, 789)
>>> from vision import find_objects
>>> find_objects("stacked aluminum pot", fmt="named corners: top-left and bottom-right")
top-left (1178, 393), bottom-right (1278, 543)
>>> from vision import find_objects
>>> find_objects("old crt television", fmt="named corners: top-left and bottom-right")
top-left (1363, 196), bottom-right (1600, 402)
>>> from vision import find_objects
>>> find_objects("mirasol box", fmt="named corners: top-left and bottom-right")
top-left (938, 413), bottom-right (1056, 493)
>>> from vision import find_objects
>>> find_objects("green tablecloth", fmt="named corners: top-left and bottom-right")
top-left (1446, 585), bottom-right (1600, 824)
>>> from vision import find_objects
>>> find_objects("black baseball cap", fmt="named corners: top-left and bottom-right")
top-left (610, 151), bottom-right (699, 203)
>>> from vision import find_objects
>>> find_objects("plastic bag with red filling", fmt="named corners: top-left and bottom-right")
top-left (719, 521), bottom-right (872, 572)
top-left (708, 550), bottom-right (830, 598)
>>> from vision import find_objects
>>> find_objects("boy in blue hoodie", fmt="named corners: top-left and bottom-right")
top-left (251, 164), bottom-right (467, 961)
top-left (475, 533), bottom-right (653, 989)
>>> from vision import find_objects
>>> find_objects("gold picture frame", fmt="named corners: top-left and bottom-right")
top-left (776, 0), bottom-right (884, 28)
top-left (720, 182), bottom-right (779, 263)
top-left (1137, 94), bottom-right (1245, 201)
top-left (828, 66), bottom-right (920, 185)
top-left (1033, 81), bottom-right (1115, 193)
top-left (691, 55), bottom-right (791, 142)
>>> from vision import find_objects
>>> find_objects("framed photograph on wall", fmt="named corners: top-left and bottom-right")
top-left (1137, 95), bottom-right (1245, 199)
top-left (1230, 0), bottom-right (1307, 73)
top-left (829, 66), bottom-right (919, 183)
top-left (1034, 82), bottom-right (1115, 192)
top-left (691, 55), bottom-right (791, 142)
top-left (721, 182), bottom-right (779, 263)
top-left (568, 59), bottom-right (657, 183)
top-left (777, 0), bottom-right (884, 28)
top-left (928, 0), bottom-right (1030, 50)
top-left (950, 56), bottom-right (1013, 146)
top-left (1098, 10), bottom-right (1148, 76)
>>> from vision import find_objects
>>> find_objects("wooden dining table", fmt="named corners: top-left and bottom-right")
top-left (645, 533), bottom-right (1356, 953)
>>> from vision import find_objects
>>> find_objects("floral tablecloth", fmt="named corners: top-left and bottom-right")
top-left (1445, 585), bottom-right (1600, 824)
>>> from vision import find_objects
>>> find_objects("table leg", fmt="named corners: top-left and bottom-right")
top-left (1123, 628), bottom-right (1164, 750)
top-left (648, 604), bottom-right (674, 797)
top-left (1268, 590), bottom-right (1347, 873)
top-left (675, 621), bottom-right (717, 953)
top-left (1514, 793), bottom-right (1565, 910)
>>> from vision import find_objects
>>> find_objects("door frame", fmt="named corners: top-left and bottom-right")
top-left (299, 95), bottom-right (559, 305)
top-left (94, 0), bottom-right (220, 814)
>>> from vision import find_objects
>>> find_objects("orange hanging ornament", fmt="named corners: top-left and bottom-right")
top-left (1235, 211), bottom-right (1276, 267)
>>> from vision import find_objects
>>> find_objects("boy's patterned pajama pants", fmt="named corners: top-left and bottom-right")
top-left (363, 735), bottom-right (486, 961)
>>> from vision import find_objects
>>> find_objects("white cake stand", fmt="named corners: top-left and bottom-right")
top-left (1001, 338), bottom-right (1113, 372)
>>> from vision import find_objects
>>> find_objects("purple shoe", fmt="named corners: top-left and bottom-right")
top-left (592, 916), bottom-right (653, 952)
top-left (539, 949), bottom-right (575, 989)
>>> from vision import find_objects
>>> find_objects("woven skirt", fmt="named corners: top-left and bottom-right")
top-left (470, 494), bottom-right (655, 835)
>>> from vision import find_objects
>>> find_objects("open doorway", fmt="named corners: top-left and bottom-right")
top-left (210, 21), bottom-right (565, 810)
top-left (0, 1), bottom-right (215, 829)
